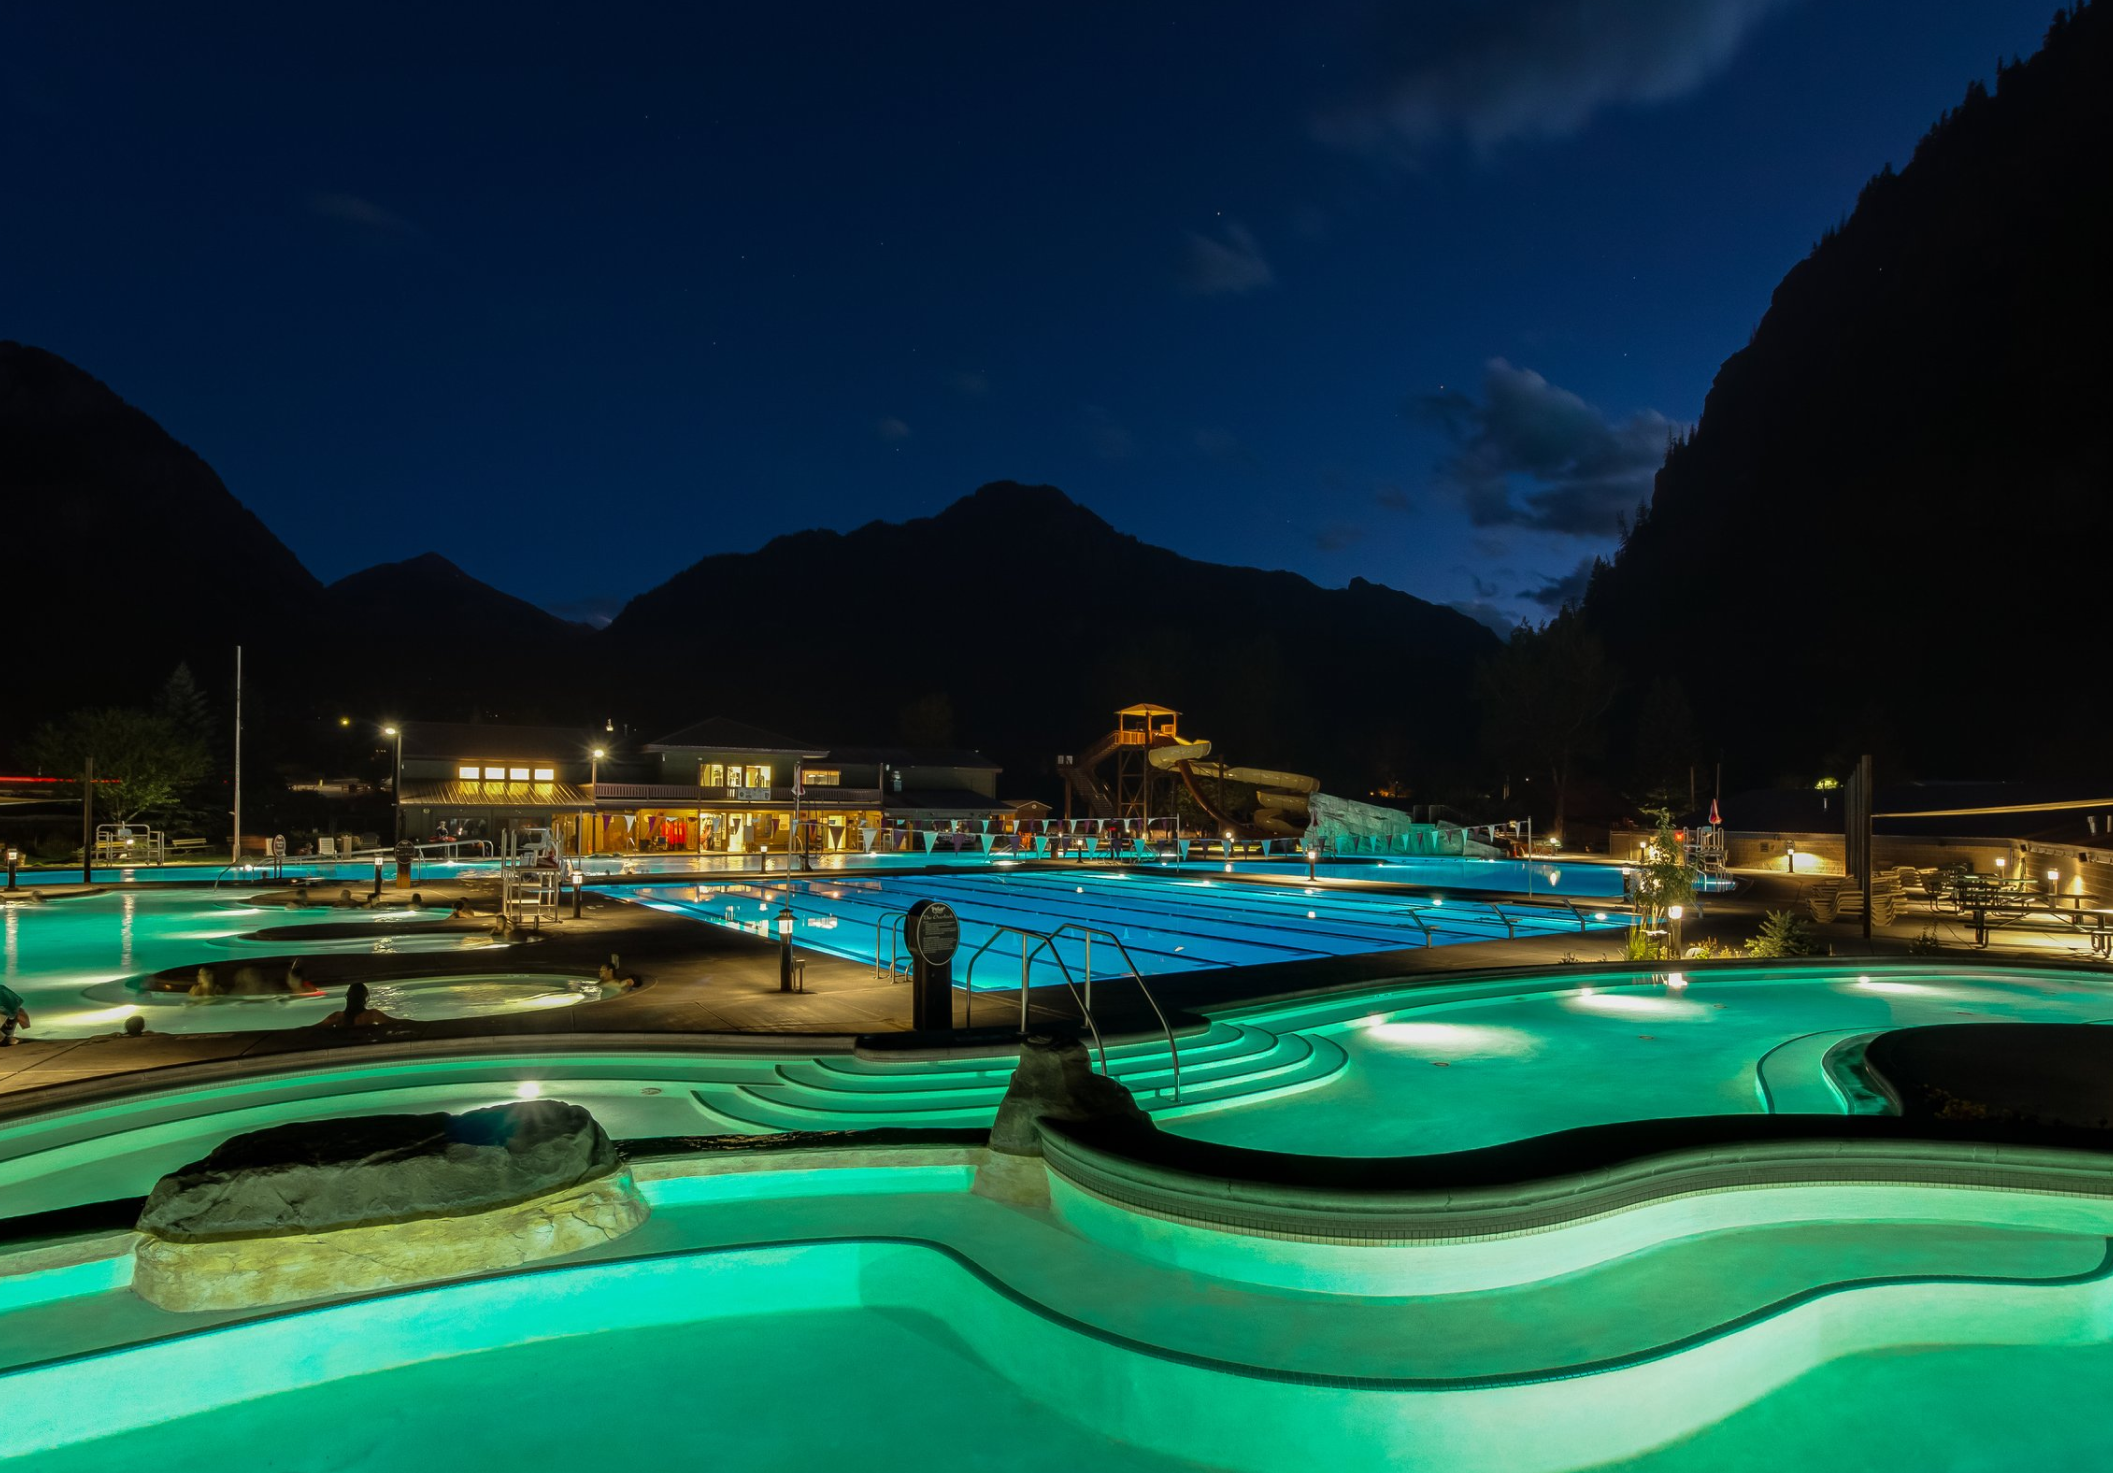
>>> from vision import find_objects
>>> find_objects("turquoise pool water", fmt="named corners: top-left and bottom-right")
top-left (7, 1159), bottom-right (2113, 1471)
top-left (628, 870), bottom-right (1616, 985)
top-left (0, 891), bottom-right (586, 1036)
top-left (1191, 855), bottom-right (1630, 896)
top-left (8, 963), bottom-right (2113, 1469)
top-left (4, 962), bottom-right (2109, 1217)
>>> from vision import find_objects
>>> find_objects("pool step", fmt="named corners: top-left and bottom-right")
top-left (792, 1020), bottom-right (1271, 1097)
top-left (695, 1023), bottom-right (1347, 1134)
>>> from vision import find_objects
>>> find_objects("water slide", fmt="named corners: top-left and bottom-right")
top-left (1060, 729), bottom-right (1121, 819)
top-left (1149, 739), bottom-right (1318, 839)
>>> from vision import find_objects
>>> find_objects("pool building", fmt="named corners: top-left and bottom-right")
top-left (394, 717), bottom-right (1023, 857)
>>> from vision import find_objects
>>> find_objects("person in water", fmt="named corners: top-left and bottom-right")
top-left (319, 982), bottom-right (391, 1028)
top-left (0, 983), bottom-right (28, 1045)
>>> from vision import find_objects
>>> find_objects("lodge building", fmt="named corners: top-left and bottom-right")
top-left (394, 717), bottom-right (1018, 856)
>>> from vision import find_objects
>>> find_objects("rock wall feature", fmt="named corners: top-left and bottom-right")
top-left (1305, 794), bottom-right (1488, 857)
top-left (987, 1035), bottom-right (1152, 1159)
top-left (132, 1101), bottom-right (647, 1312)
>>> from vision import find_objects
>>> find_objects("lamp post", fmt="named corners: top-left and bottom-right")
top-left (776, 904), bottom-right (796, 992)
top-left (590, 747), bottom-right (606, 856)
top-left (382, 725), bottom-right (403, 845)
top-left (5, 847), bottom-right (17, 891)
top-left (1667, 903), bottom-right (1685, 960)
top-left (1785, 840), bottom-right (1797, 876)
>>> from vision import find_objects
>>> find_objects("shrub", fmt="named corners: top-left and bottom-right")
top-left (1746, 909), bottom-right (1819, 958)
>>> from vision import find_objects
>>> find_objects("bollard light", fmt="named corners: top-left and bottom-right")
top-left (776, 904), bottom-right (796, 993)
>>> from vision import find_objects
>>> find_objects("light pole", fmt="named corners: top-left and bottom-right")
top-left (383, 725), bottom-right (403, 845)
top-left (590, 747), bottom-right (606, 855)
top-left (777, 904), bottom-right (796, 992)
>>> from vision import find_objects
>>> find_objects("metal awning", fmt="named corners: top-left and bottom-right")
top-left (398, 780), bottom-right (596, 811)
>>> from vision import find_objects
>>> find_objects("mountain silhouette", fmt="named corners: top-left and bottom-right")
top-left (594, 480), bottom-right (1497, 792)
top-left (0, 341), bottom-right (318, 747)
top-left (0, 348), bottom-right (1495, 794)
top-left (1586, 3), bottom-right (2111, 782)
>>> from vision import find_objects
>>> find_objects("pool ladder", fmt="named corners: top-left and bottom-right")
top-left (960, 923), bottom-right (1182, 1102)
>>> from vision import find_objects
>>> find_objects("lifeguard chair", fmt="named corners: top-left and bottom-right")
top-left (1113, 703), bottom-right (1181, 824)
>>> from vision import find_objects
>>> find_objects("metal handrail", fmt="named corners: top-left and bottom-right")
top-left (874, 910), bottom-right (911, 981)
top-left (1046, 923), bottom-right (1181, 1102)
top-left (961, 925), bottom-right (1107, 1077)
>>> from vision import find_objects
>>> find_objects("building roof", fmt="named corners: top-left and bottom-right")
top-left (1116, 702), bottom-right (1179, 716)
top-left (398, 780), bottom-right (595, 811)
top-left (400, 722), bottom-right (608, 763)
top-left (825, 745), bottom-right (1002, 771)
top-left (643, 717), bottom-right (826, 755)
top-left (1713, 781), bottom-right (2113, 844)
top-left (887, 787), bottom-right (1013, 814)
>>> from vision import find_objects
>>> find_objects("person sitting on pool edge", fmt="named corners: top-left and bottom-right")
top-left (0, 982), bottom-right (28, 1045)
top-left (318, 981), bottom-right (393, 1029)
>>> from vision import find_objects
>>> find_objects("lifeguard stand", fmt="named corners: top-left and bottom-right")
top-left (1112, 703), bottom-right (1181, 824)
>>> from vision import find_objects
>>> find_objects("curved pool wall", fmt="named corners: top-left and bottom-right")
top-left (8, 959), bottom-right (2113, 1220)
top-left (628, 869), bottom-right (1618, 985)
top-left (8, 1120), bottom-right (2113, 1471)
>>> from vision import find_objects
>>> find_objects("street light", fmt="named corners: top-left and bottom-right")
top-left (776, 904), bottom-right (796, 992)
top-left (1785, 840), bottom-right (1797, 876)
top-left (588, 747), bottom-right (607, 856)
top-left (382, 725), bottom-right (403, 845)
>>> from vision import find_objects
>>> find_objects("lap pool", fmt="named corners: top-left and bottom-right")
top-left (626, 869), bottom-right (1619, 984)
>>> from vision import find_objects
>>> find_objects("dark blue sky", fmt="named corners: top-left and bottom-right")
top-left (3, 2), bottom-right (2061, 628)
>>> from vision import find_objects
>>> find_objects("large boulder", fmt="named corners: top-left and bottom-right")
top-left (133, 1101), bottom-right (646, 1311)
top-left (140, 1101), bottom-right (618, 1238)
top-left (988, 1034), bottom-right (1153, 1158)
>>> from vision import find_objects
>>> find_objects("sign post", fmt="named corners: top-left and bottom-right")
top-left (904, 898), bottom-right (961, 1032)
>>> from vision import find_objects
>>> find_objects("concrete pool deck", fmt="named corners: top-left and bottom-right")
top-left (0, 865), bottom-right (2105, 1102)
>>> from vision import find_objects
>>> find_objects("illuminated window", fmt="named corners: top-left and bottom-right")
top-left (746, 765), bottom-right (773, 787)
top-left (703, 763), bottom-right (725, 786)
top-left (509, 767), bottom-right (530, 781)
top-left (532, 767), bottom-right (554, 781)
top-left (803, 769), bottom-right (841, 786)
top-left (483, 766), bottom-right (506, 780)
top-left (458, 765), bottom-right (480, 781)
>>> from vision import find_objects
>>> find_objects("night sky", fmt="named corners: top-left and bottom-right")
top-left (3, 2), bottom-right (2059, 629)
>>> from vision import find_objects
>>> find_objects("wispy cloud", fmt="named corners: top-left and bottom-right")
top-left (1411, 358), bottom-right (1675, 536)
top-left (1522, 556), bottom-right (1599, 610)
top-left (1314, 0), bottom-right (1790, 158)
top-left (1179, 222), bottom-right (1274, 296)
top-left (875, 415), bottom-right (912, 442)
top-left (948, 370), bottom-right (991, 397)
top-left (306, 191), bottom-right (425, 237)
top-left (1313, 523), bottom-right (1367, 553)
top-left (1446, 597), bottom-right (1521, 635)
top-left (544, 595), bottom-right (623, 629)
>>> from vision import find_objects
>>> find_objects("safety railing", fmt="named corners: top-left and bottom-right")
top-left (874, 910), bottom-right (911, 982)
top-left (962, 926), bottom-right (1107, 1079)
top-left (1047, 924), bottom-right (1180, 1102)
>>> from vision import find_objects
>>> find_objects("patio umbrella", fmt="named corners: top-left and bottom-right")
top-left (1708, 797), bottom-right (1721, 827)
